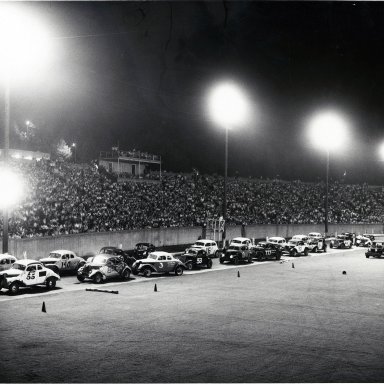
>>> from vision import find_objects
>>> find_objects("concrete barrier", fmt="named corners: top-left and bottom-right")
top-left (2, 223), bottom-right (383, 260)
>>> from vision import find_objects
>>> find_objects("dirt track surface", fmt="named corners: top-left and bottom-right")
top-left (1, 248), bottom-right (383, 383)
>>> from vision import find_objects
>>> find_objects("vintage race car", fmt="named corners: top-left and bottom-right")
top-left (132, 251), bottom-right (185, 277)
top-left (329, 235), bottom-right (353, 249)
top-left (0, 254), bottom-right (17, 272)
top-left (252, 242), bottom-right (281, 261)
top-left (99, 246), bottom-right (137, 267)
top-left (291, 234), bottom-right (310, 243)
top-left (219, 244), bottom-right (253, 265)
top-left (285, 239), bottom-right (310, 256)
top-left (131, 243), bottom-right (156, 259)
top-left (77, 254), bottom-right (131, 283)
top-left (267, 236), bottom-right (288, 251)
top-left (307, 237), bottom-right (327, 253)
top-left (355, 235), bottom-right (372, 247)
top-left (40, 250), bottom-right (85, 275)
top-left (175, 248), bottom-right (213, 270)
top-left (0, 259), bottom-right (60, 294)
top-left (365, 241), bottom-right (384, 258)
top-left (186, 239), bottom-right (218, 257)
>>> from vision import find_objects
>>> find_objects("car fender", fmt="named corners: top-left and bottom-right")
top-left (88, 269), bottom-right (106, 279)
top-left (137, 263), bottom-right (157, 272)
top-left (174, 262), bottom-right (187, 271)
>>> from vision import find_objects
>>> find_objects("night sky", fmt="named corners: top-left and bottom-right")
top-left (3, 1), bottom-right (384, 184)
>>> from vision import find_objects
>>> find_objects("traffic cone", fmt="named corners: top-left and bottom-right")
top-left (154, 284), bottom-right (158, 292)
top-left (292, 263), bottom-right (295, 269)
top-left (237, 271), bottom-right (240, 278)
top-left (42, 302), bottom-right (46, 313)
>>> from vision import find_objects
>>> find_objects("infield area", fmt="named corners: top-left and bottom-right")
top-left (0, 248), bottom-right (383, 383)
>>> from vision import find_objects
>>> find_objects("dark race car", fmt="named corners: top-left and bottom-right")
top-left (329, 235), bottom-right (353, 249)
top-left (307, 237), bottom-right (327, 253)
top-left (365, 241), bottom-right (384, 258)
top-left (130, 243), bottom-right (156, 259)
top-left (252, 242), bottom-right (282, 261)
top-left (99, 246), bottom-right (137, 267)
top-left (219, 244), bottom-right (253, 265)
top-left (175, 248), bottom-right (213, 270)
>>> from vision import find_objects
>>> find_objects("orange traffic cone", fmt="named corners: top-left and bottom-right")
top-left (237, 271), bottom-right (240, 278)
top-left (42, 302), bottom-right (46, 313)
top-left (292, 263), bottom-right (295, 269)
top-left (154, 284), bottom-right (158, 292)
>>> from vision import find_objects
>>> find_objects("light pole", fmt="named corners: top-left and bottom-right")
top-left (0, 4), bottom-right (52, 252)
top-left (207, 81), bottom-right (251, 246)
top-left (308, 110), bottom-right (349, 236)
top-left (72, 143), bottom-right (77, 163)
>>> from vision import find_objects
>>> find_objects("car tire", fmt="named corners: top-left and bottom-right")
top-left (122, 269), bottom-right (131, 280)
top-left (312, 246), bottom-right (317, 253)
top-left (248, 255), bottom-right (253, 263)
top-left (291, 249), bottom-right (297, 257)
top-left (330, 243), bottom-right (333, 249)
top-left (46, 277), bottom-right (56, 290)
top-left (207, 259), bottom-right (213, 269)
top-left (304, 248), bottom-right (309, 256)
top-left (186, 262), bottom-right (193, 271)
top-left (257, 252), bottom-right (263, 261)
top-left (214, 250), bottom-right (219, 258)
top-left (234, 257), bottom-right (240, 265)
top-left (174, 266), bottom-right (183, 276)
top-left (219, 258), bottom-right (224, 264)
top-left (366, 255), bottom-right (369, 258)
top-left (9, 282), bottom-right (20, 295)
top-left (93, 273), bottom-right (103, 284)
top-left (142, 268), bottom-right (152, 278)
top-left (77, 274), bottom-right (85, 282)
top-left (276, 252), bottom-right (281, 260)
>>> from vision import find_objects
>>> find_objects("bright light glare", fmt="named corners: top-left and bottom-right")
top-left (208, 81), bottom-right (250, 128)
top-left (0, 4), bottom-right (53, 81)
top-left (308, 110), bottom-right (349, 152)
top-left (378, 142), bottom-right (384, 161)
top-left (0, 168), bottom-right (24, 209)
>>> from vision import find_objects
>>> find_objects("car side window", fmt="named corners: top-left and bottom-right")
top-left (37, 264), bottom-right (43, 270)
top-left (159, 256), bottom-right (166, 261)
top-left (166, 256), bottom-right (172, 260)
top-left (70, 255), bottom-right (74, 259)
top-left (27, 265), bottom-right (37, 272)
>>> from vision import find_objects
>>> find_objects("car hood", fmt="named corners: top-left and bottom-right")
top-left (0, 269), bottom-right (22, 277)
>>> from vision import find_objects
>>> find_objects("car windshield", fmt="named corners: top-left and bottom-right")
top-left (92, 255), bottom-right (108, 264)
top-left (228, 246), bottom-right (240, 250)
top-left (48, 253), bottom-right (62, 259)
top-left (257, 243), bottom-right (267, 248)
top-left (194, 242), bottom-right (205, 247)
top-left (289, 240), bottom-right (299, 245)
top-left (187, 250), bottom-right (198, 255)
top-left (231, 240), bottom-right (242, 244)
top-left (11, 263), bottom-right (26, 271)
top-left (148, 253), bottom-right (158, 260)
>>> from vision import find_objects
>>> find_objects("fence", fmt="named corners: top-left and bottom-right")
top-left (2, 223), bottom-right (383, 260)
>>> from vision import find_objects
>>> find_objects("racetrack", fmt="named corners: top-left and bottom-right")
top-left (0, 248), bottom-right (383, 382)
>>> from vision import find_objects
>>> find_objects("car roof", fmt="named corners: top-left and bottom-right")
top-left (50, 249), bottom-right (76, 254)
top-left (195, 239), bottom-right (215, 244)
top-left (0, 254), bottom-right (16, 259)
top-left (292, 234), bottom-right (307, 238)
top-left (149, 251), bottom-right (172, 257)
top-left (269, 237), bottom-right (285, 240)
top-left (231, 237), bottom-right (250, 241)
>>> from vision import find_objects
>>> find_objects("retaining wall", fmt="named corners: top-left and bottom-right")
top-left (2, 223), bottom-right (383, 260)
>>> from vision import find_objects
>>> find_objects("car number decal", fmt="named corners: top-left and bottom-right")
top-left (197, 258), bottom-right (202, 264)
top-left (266, 250), bottom-right (271, 256)
top-left (159, 263), bottom-right (163, 269)
top-left (27, 271), bottom-right (35, 280)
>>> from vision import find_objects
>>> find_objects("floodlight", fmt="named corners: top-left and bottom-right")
top-left (0, 168), bottom-right (24, 209)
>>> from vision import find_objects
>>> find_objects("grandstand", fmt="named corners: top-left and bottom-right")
top-left (0, 159), bottom-right (383, 239)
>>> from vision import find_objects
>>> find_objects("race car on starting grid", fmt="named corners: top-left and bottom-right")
top-left (365, 241), bottom-right (384, 258)
top-left (0, 259), bottom-right (60, 294)
top-left (186, 239), bottom-right (219, 257)
top-left (252, 241), bottom-right (282, 261)
top-left (132, 251), bottom-right (185, 277)
top-left (175, 248), bottom-right (213, 270)
top-left (306, 237), bottom-right (327, 253)
top-left (355, 235), bottom-right (372, 247)
top-left (219, 244), bottom-right (253, 265)
top-left (329, 234), bottom-right (353, 249)
top-left (285, 238), bottom-right (310, 256)
top-left (77, 254), bottom-right (132, 283)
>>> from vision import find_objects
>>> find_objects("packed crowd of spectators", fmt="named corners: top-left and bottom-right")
top-left (2, 159), bottom-right (384, 238)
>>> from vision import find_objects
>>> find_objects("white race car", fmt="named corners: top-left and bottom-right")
top-left (0, 259), bottom-right (60, 294)
top-left (186, 239), bottom-right (219, 257)
top-left (40, 249), bottom-right (85, 275)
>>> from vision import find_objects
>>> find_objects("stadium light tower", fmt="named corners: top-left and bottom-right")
top-left (207, 80), bottom-right (251, 246)
top-left (308, 110), bottom-right (349, 236)
top-left (0, 4), bottom-right (53, 253)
